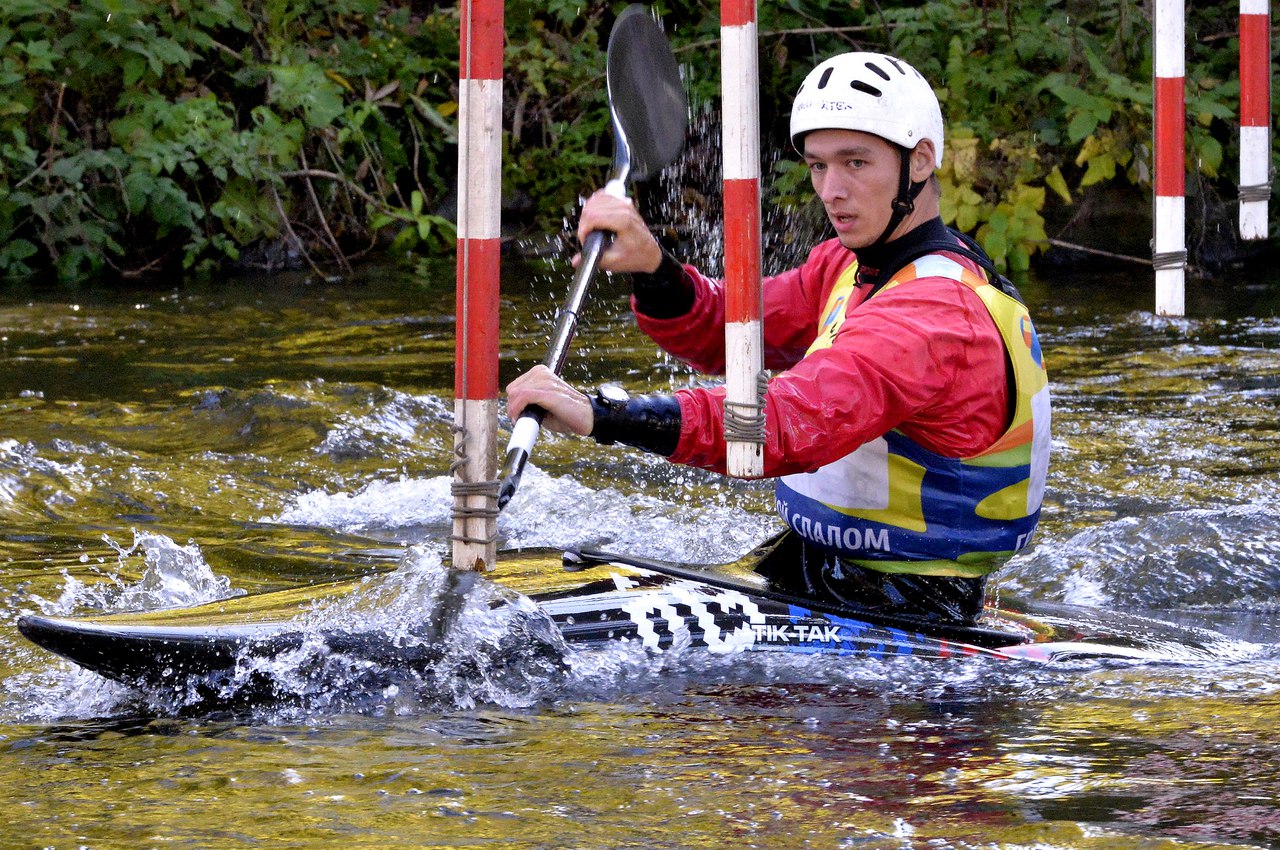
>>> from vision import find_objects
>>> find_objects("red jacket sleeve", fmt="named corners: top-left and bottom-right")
top-left (633, 239), bottom-right (856, 374)
top-left (666, 272), bottom-right (1011, 476)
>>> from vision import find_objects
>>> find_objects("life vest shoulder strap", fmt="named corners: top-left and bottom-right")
top-left (869, 229), bottom-right (1024, 304)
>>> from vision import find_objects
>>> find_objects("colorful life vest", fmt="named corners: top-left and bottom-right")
top-left (774, 253), bottom-right (1051, 577)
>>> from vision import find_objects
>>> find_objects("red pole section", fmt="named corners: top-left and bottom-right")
top-left (1153, 0), bottom-right (1185, 317)
top-left (1239, 0), bottom-right (1271, 240)
top-left (452, 0), bottom-right (503, 571)
top-left (721, 0), bottom-right (765, 478)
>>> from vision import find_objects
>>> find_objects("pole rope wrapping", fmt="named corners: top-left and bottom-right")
top-left (723, 370), bottom-right (769, 443)
top-left (1239, 183), bottom-right (1273, 203)
top-left (1151, 249), bottom-right (1188, 270)
top-left (449, 421), bottom-right (500, 546)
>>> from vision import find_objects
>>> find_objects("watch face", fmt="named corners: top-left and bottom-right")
top-left (599, 383), bottom-right (629, 405)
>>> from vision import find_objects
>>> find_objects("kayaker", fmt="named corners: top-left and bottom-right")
top-left (506, 51), bottom-right (1051, 626)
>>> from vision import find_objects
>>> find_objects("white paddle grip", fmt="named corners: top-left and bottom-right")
top-left (508, 415), bottom-right (541, 455)
top-left (603, 178), bottom-right (627, 199)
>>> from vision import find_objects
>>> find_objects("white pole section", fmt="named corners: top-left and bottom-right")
top-left (1239, 0), bottom-right (1271, 240)
top-left (452, 0), bottom-right (503, 571)
top-left (1153, 0), bottom-right (1186, 317)
top-left (721, 0), bottom-right (765, 478)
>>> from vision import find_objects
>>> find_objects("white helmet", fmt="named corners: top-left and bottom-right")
top-left (790, 52), bottom-right (944, 167)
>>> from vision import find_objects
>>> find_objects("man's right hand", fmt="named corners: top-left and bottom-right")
top-left (506, 365), bottom-right (594, 437)
top-left (574, 190), bottom-right (663, 274)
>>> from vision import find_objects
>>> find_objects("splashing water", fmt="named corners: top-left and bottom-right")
top-left (273, 464), bottom-right (778, 563)
top-left (273, 475), bottom-right (454, 535)
top-left (263, 547), bottom-right (571, 714)
top-left (11, 533), bottom-right (576, 719)
top-left (5, 532), bottom-right (241, 721)
top-left (33, 531), bottom-right (241, 618)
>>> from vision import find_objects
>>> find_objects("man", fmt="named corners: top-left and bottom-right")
top-left (506, 52), bottom-right (1051, 626)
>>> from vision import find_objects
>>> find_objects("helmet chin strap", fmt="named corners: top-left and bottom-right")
top-left (868, 145), bottom-right (928, 249)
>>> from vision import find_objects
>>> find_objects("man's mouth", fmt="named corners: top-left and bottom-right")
top-left (828, 210), bottom-right (855, 229)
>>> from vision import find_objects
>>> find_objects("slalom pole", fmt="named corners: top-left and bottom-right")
top-left (1239, 0), bottom-right (1271, 240)
top-left (721, 0), bottom-right (766, 478)
top-left (1153, 0), bottom-right (1186, 317)
top-left (451, 0), bottom-right (503, 571)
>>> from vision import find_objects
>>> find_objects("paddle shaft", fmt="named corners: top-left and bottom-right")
top-left (541, 179), bottom-right (626, 376)
top-left (497, 179), bottom-right (625, 509)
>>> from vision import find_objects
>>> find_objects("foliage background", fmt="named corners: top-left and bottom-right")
top-left (0, 0), bottom-right (1274, 281)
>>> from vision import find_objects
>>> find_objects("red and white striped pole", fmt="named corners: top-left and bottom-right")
top-left (1239, 0), bottom-right (1271, 240)
top-left (452, 0), bottom-right (503, 571)
top-left (721, 0), bottom-right (765, 478)
top-left (1153, 0), bottom-right (1186, 317)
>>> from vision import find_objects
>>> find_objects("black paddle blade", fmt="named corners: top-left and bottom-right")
top-left (607, 5), bottom-right (687, 181)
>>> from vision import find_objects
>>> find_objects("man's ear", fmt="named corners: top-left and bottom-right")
top-left (909, 140), bottom-right (937, 182)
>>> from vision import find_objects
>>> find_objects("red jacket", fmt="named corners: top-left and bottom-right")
top-left (633, 238), bottom-right (1010, 476)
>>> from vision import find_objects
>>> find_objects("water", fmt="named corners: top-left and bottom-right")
top-left (1, 251), bottom-right (1279, 848)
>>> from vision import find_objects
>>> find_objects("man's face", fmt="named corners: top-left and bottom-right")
top-left (802, 129), bottom-right (903, 251)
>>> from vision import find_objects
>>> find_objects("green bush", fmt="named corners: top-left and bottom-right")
top-left (0, 0), bottom-right (460, 280)
top-left (524, 0), bottom-right (1271, 274)
top-left (0, 0), bottom-right (1271, 282)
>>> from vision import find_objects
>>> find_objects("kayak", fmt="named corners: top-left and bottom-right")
top-left (16, 534), bottom-right (1234, 698)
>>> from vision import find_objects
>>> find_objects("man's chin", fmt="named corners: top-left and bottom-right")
top-left (835, 232), bottom-right (868, 252)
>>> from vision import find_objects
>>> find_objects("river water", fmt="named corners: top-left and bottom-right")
top-left (1, 247), bottom-right (1279, 849)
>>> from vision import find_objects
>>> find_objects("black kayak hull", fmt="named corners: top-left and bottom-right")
top-left (18, 544), bottom-right (1230, 695)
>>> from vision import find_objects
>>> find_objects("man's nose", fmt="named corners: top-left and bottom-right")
top-left (818, 172), bottom-right (847, 203)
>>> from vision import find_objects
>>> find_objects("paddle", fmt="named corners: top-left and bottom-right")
top-left (496, 5), bottom-right (686, 510)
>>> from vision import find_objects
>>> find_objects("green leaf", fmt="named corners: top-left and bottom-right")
top-left (409, 95), bottom-right (459, 143)
top-left (269, 63), bottom-right (346, 128)
top-left (122, 54), bottom-right (147, 88)
top-left (1080, 152), bottom-right (1117, 187)
top-left (1008, 244), bottom-right (1031, 273)
top-left (21, 39), bottom-right (56, 72)
top-left (148, 176), bottom-right (197, 234)
top-left (148, 38), bottom-right (192, 70)
top-left (211, 176), bottom-right (278, 244)
top-left (0, 238), bottom-right (37, 272)
top-left (1045, 165), bottom-right (1072, 204)
top-left (4, 0), bottom-right (56, 15)
top-left (1066, 111), bottom-right (1098, 144)
top-left (49, 155), bottom-right (85, 184)
top-left (122, 170), bottom-right (155, 215)
top-left (1193, 135), bottom-right (1223, 178)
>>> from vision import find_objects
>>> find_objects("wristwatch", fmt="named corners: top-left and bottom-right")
top-left (590, 383), bottom-right (630, 445)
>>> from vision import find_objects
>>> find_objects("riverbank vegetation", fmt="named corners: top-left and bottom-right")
top-left (0, 0), bottom-right (1272, 282)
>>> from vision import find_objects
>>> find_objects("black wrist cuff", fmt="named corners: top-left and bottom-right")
top-left (631, 248), bottom-right (694, 319)
top-left (589, 392), bottom-right (682, 457)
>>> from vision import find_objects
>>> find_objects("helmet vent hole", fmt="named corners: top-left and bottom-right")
top-left (817, 67), bottom-right (833, 89)
top-left (850, 80), bottom-right (882, 97)
top-left (864, 61), bottom-right (892, 81)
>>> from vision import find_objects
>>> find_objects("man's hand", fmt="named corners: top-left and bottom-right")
top-left (574, 190), bottom-right (663, 274)
top-left (506, 365), bottom-right (594, 437)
